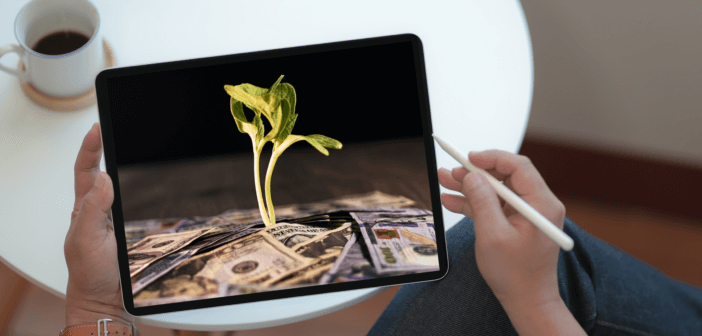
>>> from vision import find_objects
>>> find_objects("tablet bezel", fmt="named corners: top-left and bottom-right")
top-left (95, 33), bottom-right (449, 316)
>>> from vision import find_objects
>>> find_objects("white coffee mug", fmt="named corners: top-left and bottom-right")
top-left (0, 0), bottom-right (104, 98)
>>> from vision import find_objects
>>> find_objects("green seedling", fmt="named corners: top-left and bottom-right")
top-left (224, 75), bottom-right (342, 227)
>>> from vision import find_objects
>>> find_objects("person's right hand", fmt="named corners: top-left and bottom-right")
top-left (438, 150), bottom-right (567, 314)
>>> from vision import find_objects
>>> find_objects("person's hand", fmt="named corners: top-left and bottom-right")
top-left (64, 123), bottom-right (132, 326)
top-left (439, 150), bottom-right (584, 335)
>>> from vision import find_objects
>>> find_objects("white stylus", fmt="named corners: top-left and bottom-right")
top-left (432, 134), bottom-right (574, 251)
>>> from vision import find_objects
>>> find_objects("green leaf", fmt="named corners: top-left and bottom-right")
top-left (306, 134), bottom-right (343, 150)
top-left (277, 112), bottom-right (297, 143)
top-left (270, 83), bottom-right (296, 114)
top-left (270, 98), bottom-right (292, 140)
top-left (277, 134), bottom-right (341, 156)
top-left (229, 98), bottom-right (249, 134)
top-left (253, 114), bottom-right (264, 144)
top-left (269, 75), bottom-right (284, 92)
top-left (236, 83), bottom-right (269, 97)
top-left (303, 135), bottom-right (329, 155)
top-left (225, 84), bottom-right (278, 120)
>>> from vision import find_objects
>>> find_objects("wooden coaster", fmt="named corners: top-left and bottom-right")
top-left (18, 39), bottom-right (116, 111)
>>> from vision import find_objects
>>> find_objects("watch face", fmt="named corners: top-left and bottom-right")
top-left (97, 34), bottom-right (448, 316)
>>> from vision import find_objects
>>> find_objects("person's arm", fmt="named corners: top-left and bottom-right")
top-left (438, 150), bottom-right (586, 335)
top-left (501, 295), bottom-right (586, 336)
top-left (64, 123), bottom-right (133, 327)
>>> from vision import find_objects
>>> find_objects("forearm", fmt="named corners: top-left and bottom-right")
top-left (501, 298), bottom-right (587, 336)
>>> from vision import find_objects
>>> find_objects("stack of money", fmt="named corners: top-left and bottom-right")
top-left (126, 191), bottom-right (439, 307)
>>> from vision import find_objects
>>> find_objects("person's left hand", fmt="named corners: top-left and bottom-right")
top-left (64, 123), bottom-right (131, 326)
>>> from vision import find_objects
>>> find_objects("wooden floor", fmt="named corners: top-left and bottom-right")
top-left (3, 196), bottom-right (701, 335)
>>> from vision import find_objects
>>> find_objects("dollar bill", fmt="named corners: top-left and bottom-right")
top-left (319, 233), bottom-right (408, 284)
top-left (173, 216), bottom-right (216, 233)
top-left (202, 231), bottom-right (313, 287)
top-left (127, 227), bottom-right (214, 276)
top-left (352, 209), bottom-right (439, 274)
top-left (133, 231), bottom-right (313, 305)
top-left (292, 222), bottom-right (353, 259)
top-left (126, 190), bottom-right (413, 245)
top-left (202, 208), bottom-right (262, 231)
top-left (220, 283), bottom-right (269, 296)
top-left (262, 221), bottom-right (344, 249)
top-left (131, 230), bottom-right (233, 294)
top-left (124, 218), bottom-right (183, 247)
top-left (274, 255), bottom-right (340, 288)
top-left (195, 226), bottom-right (263, 255)
top-left (133, 251), bottom-right (221, 304)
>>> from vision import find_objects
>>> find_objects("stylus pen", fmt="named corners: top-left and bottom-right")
top-left (432, 134), bottom-right (575, 251)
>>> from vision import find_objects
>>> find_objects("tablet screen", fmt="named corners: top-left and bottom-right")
top-left (96, 34), bottom-right (448, 315)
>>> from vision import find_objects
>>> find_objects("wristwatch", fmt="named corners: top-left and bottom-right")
top-left (59, 319), bottom-right (140, 336)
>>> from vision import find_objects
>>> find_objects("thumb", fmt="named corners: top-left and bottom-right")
top-left (75, 171), bottom-right (114, 233)
top-left (461, 173), bottom-right (512, 241)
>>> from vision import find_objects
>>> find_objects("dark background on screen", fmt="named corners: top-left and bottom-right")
top-left (106, 41), bottom-right (424, 166)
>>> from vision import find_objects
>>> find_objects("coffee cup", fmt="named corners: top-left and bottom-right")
top-left (0, 0), bottom-right (104, 98)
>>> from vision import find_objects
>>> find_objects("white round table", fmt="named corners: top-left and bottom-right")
top-left (0, 0), bottom-right (533, 331)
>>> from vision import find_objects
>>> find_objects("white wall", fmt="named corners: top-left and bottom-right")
top-left (521, 0), bottom-right (702, 166)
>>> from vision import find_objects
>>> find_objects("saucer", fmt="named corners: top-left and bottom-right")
top-left (18, 38), bottom-right (116, 111)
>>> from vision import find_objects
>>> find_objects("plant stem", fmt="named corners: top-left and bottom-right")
top-left (253, 139), bottom-right (271, 226)
top-left (264, 151), bottom-right (282, 225)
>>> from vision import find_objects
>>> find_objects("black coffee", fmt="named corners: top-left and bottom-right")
top-left (32, 31), bottom-right (90, 56)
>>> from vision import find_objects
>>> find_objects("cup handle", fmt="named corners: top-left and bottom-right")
top-left (0, 44), bottom-right (28, 82)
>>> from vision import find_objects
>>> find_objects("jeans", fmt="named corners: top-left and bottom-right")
top-left (368, 217), bottom-right (702, 335)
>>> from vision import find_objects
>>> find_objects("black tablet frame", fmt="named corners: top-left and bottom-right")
top-left (95, 33), bottom-right (449, 316)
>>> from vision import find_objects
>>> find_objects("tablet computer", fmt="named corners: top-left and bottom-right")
top-left (96, 33), bottom-right (448, 316)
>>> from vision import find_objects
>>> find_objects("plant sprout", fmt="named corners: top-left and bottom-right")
top-left (224, 75), bottom-right (342, 227)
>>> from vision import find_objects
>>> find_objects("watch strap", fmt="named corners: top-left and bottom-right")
top-left (59, 319), bottom-right (139, 336)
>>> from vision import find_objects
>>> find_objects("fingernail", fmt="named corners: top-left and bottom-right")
top-left (91, 122), bottom-right (99, 131)
top-left (95, 172), bottom-right (106, 189)
top-left (438, 167), bottom-right (449, 174)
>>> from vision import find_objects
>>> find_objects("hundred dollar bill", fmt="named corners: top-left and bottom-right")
top-left (205, 231), bottom-right (313, 287)
top-left (133, 250), bottom-right (221, 304)
top-left (220, 283), bottom-right (269, 297)
top-left (131, 230), bottom-right (233, 294)
top-left (127, 227), bottom-right (214, 276)
top-left (262, 222), bottom-right (339, 249)
top-left (127, 191), bottom-right (413, 246)
top-left (133, 231), bottom-right (312, 305)
top-left (136, 282), bottom-right (270, 307)
top-left (292, 222), bottom-right (353, 259)
top-left (319, 233), bottom-right (394, 284)
top-left (195, 226), bottom-right (263, 255)
top-left (352, 209), bottom-right (439, 274)
top-left (274, 255), bottom-right (340, 287)
top-left (124, 218), bottom-right (183, 247)
top-left (202, 208), bottom-right (262, 231)
top-left (269, 191), bottom-right (416, 218)
top-left (172, 216), bottom-right (216, 233)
